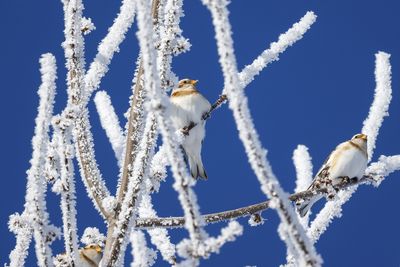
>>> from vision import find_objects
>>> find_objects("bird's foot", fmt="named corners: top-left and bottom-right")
top-left (181, 121), bottom-right (196, 136)
top-left (181, 126), bottom-right (190, 136)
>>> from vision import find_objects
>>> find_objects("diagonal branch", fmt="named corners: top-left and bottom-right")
top-left (202, 1), bottom-right (320, 266)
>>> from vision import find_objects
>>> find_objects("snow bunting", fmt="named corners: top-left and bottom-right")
top-left (169, 78), bottom-right (211, 179)
top-left (54, 244), bottom-right (102, 267)
top-left (296, 133), bottom-right (368, 217)
top-left (79, 244), bottom-right (102, 266)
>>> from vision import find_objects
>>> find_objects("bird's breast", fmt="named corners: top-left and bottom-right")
top-left (169, 94), bottom-right (211, 129)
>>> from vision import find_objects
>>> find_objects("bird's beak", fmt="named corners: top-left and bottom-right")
top-left (190, 80), bottom-right (198, 85)
top-left (95, 246), bottom-right (102, 253)
top-left (360, 134), bottom-right (367, 141)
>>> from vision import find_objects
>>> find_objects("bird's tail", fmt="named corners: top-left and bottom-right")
top-left (188, 154), bottom-right (207, 180)
top-left (296, 195), bottom-right (321, 217)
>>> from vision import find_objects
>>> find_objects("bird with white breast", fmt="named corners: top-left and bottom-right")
top-left (169, 78), bottom-right (211, 179)
top-left (296, 133), bottom-right (368, 217)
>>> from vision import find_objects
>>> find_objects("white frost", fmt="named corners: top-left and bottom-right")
top-left (94, 91), bottom-right (125, 165)
top-left (130, 231), bottom-right (157, 267)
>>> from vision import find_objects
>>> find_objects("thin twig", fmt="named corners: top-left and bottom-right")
top-left (183, 94), bottom-right (227, 134)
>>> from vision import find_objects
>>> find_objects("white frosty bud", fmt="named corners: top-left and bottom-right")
top-left (248, 213), bottom-right (265, 227)
top-left (81, 227), bottom-right (106, 247)
top-left (45, 225), bottom-right (61, 244)
top-left (8, 213), bottom-right (30, 234)
top-left (52, 179), bottom-right (64, 195)
top-left (81, 17), bottom-right (96, 35)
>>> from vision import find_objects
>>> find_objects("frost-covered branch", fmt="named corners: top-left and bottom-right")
top-left (283, 145), bottom-right (314, 265)
top-left (177, 221), bottom-right (243, 260)
top-left (293, 145), bottom-right (313, 227)
top-left (62, 0), bottom-right (111, 219)
top-left (238, 12), bottom-right (316, 88)
top-left (84, 0), bottom-right (136, 99)
top-left (130, 231), bottom-right (157, 267)
top-left (138, 173), bottom-right (177, 264)
top-left (103, 114), bottom-right (158, 266)
top-left (94, 91), bottom-right (125, 165)
top-left (14, 53), bottom-right (58, 267)
top-left (51, 117), bottom-right (79, 266)
top-left (7, 214), bottom-right (33, 267)
top-left (157, 0), bottom-right (189, 90)
top-left (202, 1), bottom-right (320, 266)
top-left (307, 51), bottom-right (392, 243)
top-left (135, 0), bottom-right (207, 259)
top-left (363, 52), bottom-right (392, 161)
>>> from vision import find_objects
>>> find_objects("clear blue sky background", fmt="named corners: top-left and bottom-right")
top-left (1, 1), bottom-right (399, 266)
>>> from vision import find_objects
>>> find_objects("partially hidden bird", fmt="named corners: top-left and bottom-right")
top-left (296, 133), bottom-right (368, 217)
top-left (54, 244), bottom-right (102, 266)
top-left (169, 78), bottom-right (211, 179)
top-left (79, 244), bottom-right (102, 267)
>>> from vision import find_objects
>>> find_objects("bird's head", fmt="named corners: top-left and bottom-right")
top-left (351, 133), bottom-right (367, 141)
top-left (171, 79), bottom-right (199, 97)
top-left (177, 78), bottom-right (198, 89)
top-left (351, 133), bottom-right (368, 153)
top-left (80, 244), bottom-right (103, 265)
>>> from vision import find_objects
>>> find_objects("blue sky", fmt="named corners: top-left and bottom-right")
top-left (1, 1), bottom-right (400, 266)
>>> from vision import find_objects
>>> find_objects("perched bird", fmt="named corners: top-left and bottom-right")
top-left (296, 133), bottom-right (368, 217)
top-left (169, 78), bottom-right (211, 179)
top-left (54, 244), bottom-right (102, 267)
top-left (79, 244), bottom-right (102, 267)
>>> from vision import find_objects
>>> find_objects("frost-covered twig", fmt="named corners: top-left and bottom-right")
top-left (238, 11), bottom-right (316, 88)
top-left (176, 221), bottom-right (242, 261)
top-left (103, 114), bottom-right (158, 266)
top-left (138, 173), bottom-right (177, 264)
top-left (293, 145), bottom-right (313, 227)
top-left (130, 231), bottom-right (157, 267)
top-left (363, 52), bottom-right (392, 161)
top-left (62, 0), bottom-right (111, 219)
top-left (202, 1), bottom-right (320, 266)
top-left (201, 221), bottom-right (243, 257)
top-left (135, 0), bottom-right (207, 258)
top-left (52, 117), bottom-right (79, 266)
top-left (283, 145), bottom-right (314, 266)
top-left (94, 91), bottom-right (125, 165)
top-left (7, 214), bottom-right (33, 267)
top-left (84, 0), bottom-right (136, 99)
top-left (308, 51), bottom-right (392, 243)
top-left (13, 53), bottom-right (58, 267)
top-left (157, 0), bottom-right (189, 90)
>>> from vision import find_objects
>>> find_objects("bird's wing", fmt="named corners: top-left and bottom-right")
top-left (307, 151), bottom-right (333, 191)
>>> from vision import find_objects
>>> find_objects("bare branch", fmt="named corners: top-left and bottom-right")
top-left (134, 169), bottom-right (395, 229)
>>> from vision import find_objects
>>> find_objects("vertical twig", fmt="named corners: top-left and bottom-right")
top-left (62, 0), bottom-right (111, 219)
top-left (52, 117), bottom-right (80, 266)
top-left (135, 0), bottom-right (207, 261)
